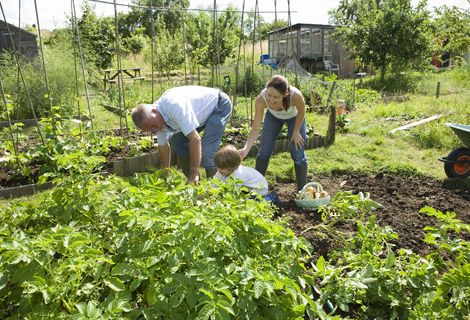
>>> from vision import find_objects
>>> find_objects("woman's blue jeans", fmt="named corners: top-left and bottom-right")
top-left (257, 110), bottom-right (307, 164)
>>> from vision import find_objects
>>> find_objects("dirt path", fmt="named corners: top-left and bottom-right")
top-left (275, 172), bottom-right (470, 258)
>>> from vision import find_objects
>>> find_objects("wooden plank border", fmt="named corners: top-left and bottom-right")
top-left (0, 181), bottom-right (54, 199)
top-left (1, 106), bottom-right (337, 196)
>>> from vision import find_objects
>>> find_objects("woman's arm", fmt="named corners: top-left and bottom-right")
top-left (291, 89), bottom-right (306, 150)
top-left (238, 95), bottom-right (266, 159)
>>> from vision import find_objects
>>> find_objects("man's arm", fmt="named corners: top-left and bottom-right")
top-left (158, 143), bottom-right (171, 169)
top-left (187, 130), bottom-right (202, 184)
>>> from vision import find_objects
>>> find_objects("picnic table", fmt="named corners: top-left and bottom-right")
top-left (102, 67), bottom-right (144, 89)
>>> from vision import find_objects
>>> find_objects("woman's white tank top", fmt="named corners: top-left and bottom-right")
top-left (261, 87), bottom-right (299, 120)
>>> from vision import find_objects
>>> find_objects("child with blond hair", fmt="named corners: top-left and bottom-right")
top-left (213, 145), bottom-right (280, 204)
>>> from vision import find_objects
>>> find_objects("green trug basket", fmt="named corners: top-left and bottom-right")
top-left (295, 181), bottom-right (331, 209)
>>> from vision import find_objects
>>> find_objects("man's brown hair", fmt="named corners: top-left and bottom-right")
top-left (214, 145), bottom-right (241, 170)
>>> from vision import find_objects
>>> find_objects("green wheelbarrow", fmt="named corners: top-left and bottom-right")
top-left (439, 123), bottom-right (470, 178)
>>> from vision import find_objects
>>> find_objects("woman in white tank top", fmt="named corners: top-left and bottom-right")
top-left (238, 75), bottom-right (309, 191)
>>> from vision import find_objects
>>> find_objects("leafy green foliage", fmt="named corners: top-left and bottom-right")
top-left (311, 203), bottom-right (470, 320)
top-left (237, 65), bottom-right (266, 96)
top-left (243, 12), bottom-right (288, 41)
top-left (298, 76), bottom-right (380, 109)
top-left (74, 4), bottom-right (116, 70)
top-left (319, 191), bottom-right (382, 225)
top-left (150, 26), bottom-right (185, 78)
top-left (410, 120), bottom-right (462, 150)
top-left (131, 0), bottom-right (190, 36)
top-left (0, 117), bottom-right (151, 185)
top-left (0, 50), bottom-right (77, 119)
top-left (331, 0), bottom-right (433, 82)
top-left (411, 207), bottom-right (470, 318)
top-left (432, 5), bottom-right (470, 64)
top-left (0, 171), bottom-right (321, 319)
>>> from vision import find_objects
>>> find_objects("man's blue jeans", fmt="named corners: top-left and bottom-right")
top-left (257, 111), bottom-right (307, 164)
top-left (170, 91), bottom-right (232, 168)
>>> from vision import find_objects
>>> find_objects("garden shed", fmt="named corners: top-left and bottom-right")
top-left (267, 23), bottom-right (355, 78)
top-left (0, 20), bottom-right (38, 59)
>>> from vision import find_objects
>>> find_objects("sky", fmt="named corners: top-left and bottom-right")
top-left (1, 0), bottom-right (469, 30)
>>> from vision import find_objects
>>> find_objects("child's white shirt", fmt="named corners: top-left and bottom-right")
top-left (214, 165), bottom-right (269, 196)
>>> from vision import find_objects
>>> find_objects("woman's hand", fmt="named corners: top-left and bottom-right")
top-left (238, 146), bottom-right (250, 160)
top-left (291, 131), bottom-right (304, 150)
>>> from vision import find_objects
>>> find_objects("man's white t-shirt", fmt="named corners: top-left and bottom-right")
top-left (155, 86), bottom-right (220, 145)
top-left (214, 165), bottom-right (269, 196)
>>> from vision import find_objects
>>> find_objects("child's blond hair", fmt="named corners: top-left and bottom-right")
top-left (214, 145), bottom-right (241, 170)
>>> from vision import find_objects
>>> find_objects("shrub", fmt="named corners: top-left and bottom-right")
top-left (410, 121), bottom-right (461, 150)
top-left (237, 65), bottom-right (266, 96)
top-left (0, 47), bottom-right (78, 120)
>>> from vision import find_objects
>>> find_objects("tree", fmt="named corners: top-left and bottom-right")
top-left (153, 26), bottom-right (184, 79)
top-left (185, 6), bottom-right (240, 67)
top-left (130, 0), bottom-right (190, 36)
top-left (244, 12), bottom-right (288, 41)
top-left (330, 0), bottom-right (433, 82)
top-left (432, 5), bottom-right (470, 65)
top-left (72, 4), bottom-right (150, 69)
top-left (75, 3), bottom-right (116, 69)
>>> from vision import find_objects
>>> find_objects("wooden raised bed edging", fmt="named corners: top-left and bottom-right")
top-left (0, 152), bottom-right (164, 199)
top-left (113, 151), bottom-right (160, 177)
top-left (0, 181), bottom-right (54, 199)
top-left (1, 107), bottom-right (336, 197)
top-left (112, 150), bottom-right (179, 177)
top-left (256, 105), bottom-right (336, 154)
top-left (0, 152), bottom-right (161, 199)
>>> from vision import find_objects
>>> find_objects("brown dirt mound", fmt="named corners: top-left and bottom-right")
top-left (274, 172), bottom-right (470, 258)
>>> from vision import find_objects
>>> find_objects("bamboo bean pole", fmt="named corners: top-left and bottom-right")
top-left (71, 0), bottom-right (95, 135)
top-left (0, 1), bottom-right (45, 144)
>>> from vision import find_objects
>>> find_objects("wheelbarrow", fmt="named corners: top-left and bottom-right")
top-left (439, 123), bottom-right (470, 178)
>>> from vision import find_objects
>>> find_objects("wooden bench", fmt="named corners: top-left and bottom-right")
top-left (102, 67), bottom-right (144, 89)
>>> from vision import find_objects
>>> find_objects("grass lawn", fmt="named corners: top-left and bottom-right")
top-left (36, 65), bottom-right (470, 189)
top-left (245, 67), bottom-right (470, 187)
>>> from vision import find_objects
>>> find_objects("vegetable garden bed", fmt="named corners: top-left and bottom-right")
top-left (1, 170), bottom-right (468, 319)
top-left (0, 128), bottom-right (157, 194)
top-left (275, 171), bottom-right (469, 259)
top-left (1, 106), bottom-right (337, 197)
top-left (274, 171), bottom-right (470, 318)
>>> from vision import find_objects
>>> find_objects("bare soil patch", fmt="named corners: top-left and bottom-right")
top-left (274, 172), bottom-right (470, 258)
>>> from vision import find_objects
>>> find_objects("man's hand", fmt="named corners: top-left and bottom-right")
top-left (187, 174), bottom-right (199, 186)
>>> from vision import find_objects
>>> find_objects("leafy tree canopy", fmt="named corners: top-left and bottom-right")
top-left (130, 0), bottom-right (190, 35)
top-left (330, 0), bottom-right (433, 82)
top-left (76, 3), bottom-right (116, 69)
top-left (432, 5), bottom-right (470, 62)
top-left (244, 12), bottom-right (288, 41)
